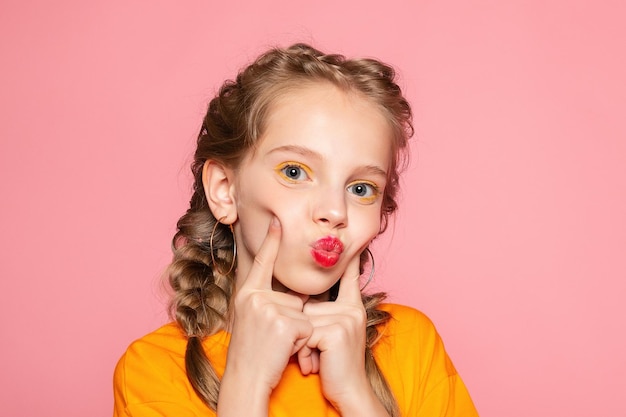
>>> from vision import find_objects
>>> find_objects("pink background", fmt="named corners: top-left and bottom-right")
top-left (1, 1), bottom-right (624, 416)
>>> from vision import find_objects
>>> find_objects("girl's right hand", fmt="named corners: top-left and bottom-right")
top-left (217, 217), bottom-right (313, 417)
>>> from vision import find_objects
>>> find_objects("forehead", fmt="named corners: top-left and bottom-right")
top-left (252, 83), bottom-right (394, 172)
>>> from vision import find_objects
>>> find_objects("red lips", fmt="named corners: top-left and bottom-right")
top-left (311, 236), bottom-right (344, 268)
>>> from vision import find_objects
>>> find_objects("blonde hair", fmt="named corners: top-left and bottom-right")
top-left (168, 43), bottom-right (413, 416)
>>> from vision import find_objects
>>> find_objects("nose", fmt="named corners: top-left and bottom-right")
top-left (313, 188), bottom-right (347, 229)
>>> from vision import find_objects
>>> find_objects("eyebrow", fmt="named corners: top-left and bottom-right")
top-left (360, 165), bottom-right (389, 179)
top-left (267, 145), bottom-right (388, 179)
top-left (267, 145), bottom-right (322, 160)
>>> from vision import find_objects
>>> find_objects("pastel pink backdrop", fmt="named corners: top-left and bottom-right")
top-left (1, 1), bottom-right (624, 416)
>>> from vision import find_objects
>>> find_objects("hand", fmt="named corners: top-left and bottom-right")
top-left (218, 218), bottom-right (313, 416)
top-left (297, 254), bottom-right (372, 410)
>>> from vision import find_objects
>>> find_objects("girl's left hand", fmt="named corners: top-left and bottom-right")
top-left (297, 255), bottom-right (380, 414)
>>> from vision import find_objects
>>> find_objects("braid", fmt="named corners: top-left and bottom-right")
top-left (186, 336), bottom-right (221, 410)
top-left (167, 204), bottom-right (235, 408)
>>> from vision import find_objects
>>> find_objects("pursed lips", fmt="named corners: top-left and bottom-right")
top-left (310, 236), bottom-right (344, 268)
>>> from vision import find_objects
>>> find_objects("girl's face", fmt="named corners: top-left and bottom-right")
top-left (232, 83), bottom-right (393, 296)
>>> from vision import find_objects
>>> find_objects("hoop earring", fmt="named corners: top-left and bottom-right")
top-left (209, 220), bottom-right (237, 276)
top-left (361, 247), bottom-right (375, 290)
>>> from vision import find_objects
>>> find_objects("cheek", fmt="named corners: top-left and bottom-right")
top-left (239, 183), bottom-right (301, 222)
top-left (235, 181), bottom-right (306, 251)
top-left (234, 178), bottom-right (267, 248)
top-left (348, 207), bottom-right (383, 249)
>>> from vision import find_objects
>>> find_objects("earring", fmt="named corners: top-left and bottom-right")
top-left (361, 247), bottom-right (375, 290)
top-left (209, 219), bottom-right (237, 276)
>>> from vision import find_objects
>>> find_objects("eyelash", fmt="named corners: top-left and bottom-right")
top-left (275, 162), bottom-right (381, 203)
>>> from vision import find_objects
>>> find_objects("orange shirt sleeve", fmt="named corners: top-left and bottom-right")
top-left (376, 304), bottom-right (479, 417)
top-left (113, 324), bottom-right (216, 417)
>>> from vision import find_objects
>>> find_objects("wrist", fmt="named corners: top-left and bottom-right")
top-left (330, 381), bottom-right (390, 417)
top-left (218, 369), bottom-right (271, 417)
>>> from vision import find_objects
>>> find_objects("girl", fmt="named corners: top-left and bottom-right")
top-left (114, 43), bottom-right (478, 417)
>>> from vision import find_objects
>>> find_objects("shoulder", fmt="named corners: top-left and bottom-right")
top-left (378, 302), bottom-right (433, 322)
top-left (114, 323), bottom-right (220, 415)
top-left (373, 304), bottom-right (479, 416)
top-left (377, 303), bottom-right (439, 338)
top-left (120, 322), bottom-right (187, 363)
top-left (115, 322), bottom-right (229, 383)
top-left (114, 323), bottom-right (186, 382)
top-left (114, 323), bottom-right (190, 412)
top-left (373, 303), bottom-right (458, 377)
top-left (115, 322), bottom-right (188, 383)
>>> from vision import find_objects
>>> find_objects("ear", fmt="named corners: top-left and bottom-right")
top-left (202, 160), bottom-right (237, 224)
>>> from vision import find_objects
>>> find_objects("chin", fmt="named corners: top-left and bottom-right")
top-left (273, 274), bottom-right (338, 297)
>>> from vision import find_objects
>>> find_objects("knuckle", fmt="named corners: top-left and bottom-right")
top-left (272, 316), bottom-right (291, 335)
top-left (329, 324), bottom-right (352, 343)
top-left (262, 301), bottom-right (279, 317)
top-left (240, 291), bottom-right (270, 312)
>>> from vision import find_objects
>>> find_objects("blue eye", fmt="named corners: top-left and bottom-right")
top-left (278, 163), bottom-right (310, 181)
top-left (348, 182), bottom-right (375, 197)
top-left (349, 183), bottom-right (371, 196)
top-left (347, 182), bottom-right (379, 203)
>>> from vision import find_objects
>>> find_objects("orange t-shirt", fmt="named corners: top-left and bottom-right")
top-left (113, 304), bottom-right (478, 416)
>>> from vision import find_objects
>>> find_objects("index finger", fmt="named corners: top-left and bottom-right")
top-left (242, 216), bottom-right (282, 290)
top-left (335, 251), bottom-right (364, 303)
